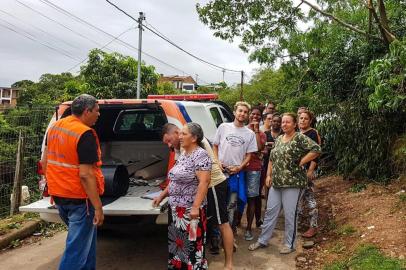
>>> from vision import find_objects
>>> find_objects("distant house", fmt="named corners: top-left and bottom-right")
top-left (158, 75), bottom-right (197, 92)
top-left (0, 87), bottom-right (19, 107)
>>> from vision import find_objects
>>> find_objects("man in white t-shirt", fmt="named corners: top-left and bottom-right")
top-left (213, 101), bottom-right (258, 245)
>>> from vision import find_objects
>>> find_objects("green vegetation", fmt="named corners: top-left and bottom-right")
top-left (337, 224), bottom-right (357, 236)
top-left (197, 0), bottom-right (406, 182)
top-left (13, 49), bottom-right (161, 107)
top-left (330, 242), bottom-right (347, 254)
top-left (349, 183), bottom-right (368, 193)
top-left (324, 245), bottom-right (405, 270)
top-left (0, 212), bottom-right (39, 235)
top-left (326, 219), bottom-right (338, 231)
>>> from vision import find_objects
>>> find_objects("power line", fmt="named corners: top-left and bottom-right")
top-left (0, 16), bottom-right (79, 60)
top-left (35, 0), bottom-right (211, 84)
top-left (0, 8), bottom-right (80, 50)
top-left (66, 26), bottom-right (134, 72)
top-left (0, 21), bottom-right (78, 61)
top-left (105, 0), bottom-right (242, 73)
top-left (16, 0), bottom-right (108, 49)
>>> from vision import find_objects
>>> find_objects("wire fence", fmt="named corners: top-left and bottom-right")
top-left (0, 106), bottom-right (54, 218)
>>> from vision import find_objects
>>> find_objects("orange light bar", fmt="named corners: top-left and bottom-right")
top-left (147, 94), bottom-right (218, 101)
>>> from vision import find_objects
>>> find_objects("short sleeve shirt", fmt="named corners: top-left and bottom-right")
top-left (270, 132), bottom-right (321, 188)
top-left (168, 147), bottom-right (212, 208)
top-left (201, 138), bottom-right (227, 188)
top-left (246, 131), bottom-right (267, 171)
top-left (213, 122), bottom-right (258, 167)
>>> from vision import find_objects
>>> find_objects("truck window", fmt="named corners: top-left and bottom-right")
top-left (220, 107), bottom-right (233, 123)
top-left (210, 107), bottom-right (223, 127)
top-left (115, 110), bottom-right (166, 134)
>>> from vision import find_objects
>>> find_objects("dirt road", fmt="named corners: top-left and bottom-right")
top-left (0, 218), bottom-right (298, 270)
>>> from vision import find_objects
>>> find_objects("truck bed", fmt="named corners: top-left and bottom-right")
top-left (20, 185), bottom-right (167, 216)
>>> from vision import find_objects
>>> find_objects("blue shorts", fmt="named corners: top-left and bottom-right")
top-left (246, 170), bottom-right (261, 198)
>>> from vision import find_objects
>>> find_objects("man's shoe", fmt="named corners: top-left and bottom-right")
top-left (210, 245), bottom-right (220, 255)
top-left (279, 246), bottom-right (295, 254)
top-left (248, 242), bottom-right (267, 251)
top-left (256, 219), bottom-right (263, 228)
top-left (209, 237), bottom-right (220, 254)
top-left (302, 227), bottom-right (318, 238)
top-left (244, 230), bottom-right (254, 241)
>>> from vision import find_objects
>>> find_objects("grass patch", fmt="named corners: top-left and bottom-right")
top-left (349, 183), bottom-right (367, 193)
top-left (330, 242), bottom-right (346, 254)
top-left (391, 193), bottom-right (406, 213)
top-left (324, 244), bottom-right (406, 270)
top-left (0, 212), bottom-right (39, 235)
top-left (336, 224), bottom-right (357, 236)
top-left (326, 219), bottom-right (338, 231)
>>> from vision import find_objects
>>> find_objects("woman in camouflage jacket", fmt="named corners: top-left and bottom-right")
top-left (249, 113), bottom-right (321, 254)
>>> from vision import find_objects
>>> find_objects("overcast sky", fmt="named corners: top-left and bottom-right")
top-left (0, 0), bottom-right (261, 87)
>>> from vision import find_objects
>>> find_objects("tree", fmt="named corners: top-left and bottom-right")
top-left (80, 49), bottom-right (159, 98)
top-left (14, 73), bottom-right (81, 106)
top-left (196, 0), bottom-right (404, 64)
top-left (157, 82), bottom-right (181, 95)
top-left (200, 1), bottom-right (406, 180)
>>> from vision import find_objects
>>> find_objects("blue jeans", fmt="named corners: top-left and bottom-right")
top-left (57, 203), bottom-right (97, 270)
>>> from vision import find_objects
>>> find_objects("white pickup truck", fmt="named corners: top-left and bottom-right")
top-left (20, 94), bottom-right (234, 224)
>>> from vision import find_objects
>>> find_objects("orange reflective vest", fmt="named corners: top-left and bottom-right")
top-left (46, 115), bottom-right (104, 199)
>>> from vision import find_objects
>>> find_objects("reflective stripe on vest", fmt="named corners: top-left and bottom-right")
top-left (47, 159), bottom-right (80, 169)
top-left (48, 125), bottom-right (81, 139)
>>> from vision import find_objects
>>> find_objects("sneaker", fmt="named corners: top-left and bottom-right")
top-left (244, 230), bottom-right (254, 241)
top-left (256, 219), bottom-right (263, 228)
top-left (248, 242), bottom-right (267, 251)
top-left (209, 237), bottom-right (220, 255)
top-left (279, 246), bottom-right (295, 254)
top-left (302, 227), bottom-right (318, 238)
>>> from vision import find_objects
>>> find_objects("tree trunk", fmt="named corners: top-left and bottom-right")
top-left (376, 0), bottom-right (397, 42)
top-left (301, 0), bottom-right (381, 41)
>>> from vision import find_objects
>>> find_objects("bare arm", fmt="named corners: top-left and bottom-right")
top-left (79, 164), bottom-right (104, 226)
top-left (212, 144), bottom-right (223, 170)
top-left (41, 146), bottom-right (48, 175)
top-left (306, 161), bottom-right (317, 180)
top-left (299, 152), bottom-right (320, 167)
top-left (266, 160), bottom-right (273, 187)
top-left (255, 132), bottom-right (265, 151)
top-left (230, 152), bottom-right (252, 174)
top-left (152, 186), bottom-right (169, 207)
top-left (190, 170), bottom-right (211, 219)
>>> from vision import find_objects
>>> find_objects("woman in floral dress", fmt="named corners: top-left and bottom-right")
top-left (153, 123), bottom-right (211, 269)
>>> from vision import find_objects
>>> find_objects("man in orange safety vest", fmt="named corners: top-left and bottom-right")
top-left (42, 94), bottom-right (104, 270)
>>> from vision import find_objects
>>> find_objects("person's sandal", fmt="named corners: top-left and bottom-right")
top-left (248, 242), bottom-right (266, 251)
top-left (302, 227), bottom-right (318, 238)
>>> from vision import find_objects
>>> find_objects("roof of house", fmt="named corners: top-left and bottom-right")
top-left (158, 75), bottom-right (196, 85)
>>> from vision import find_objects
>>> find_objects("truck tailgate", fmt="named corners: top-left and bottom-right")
top-left (20, 186), bottom-right (167, 215)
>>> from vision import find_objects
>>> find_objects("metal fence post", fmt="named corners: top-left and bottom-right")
top-left (10, 130), bottom-right (24, 215)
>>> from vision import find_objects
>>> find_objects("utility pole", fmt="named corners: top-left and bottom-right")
top-left (136, 12), bottom-right (145, 99)
top-left (222, 69), bottom-right (225, 82)
top-left (240, 70), bottom-right (244, 101)
top-left (195, 74), bottom-right (198, 85)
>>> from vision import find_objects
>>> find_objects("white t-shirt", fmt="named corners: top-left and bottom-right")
top-left (213, 122), bottom-right (258, 167)
top-left (177, 138), bottom-right (226, 188)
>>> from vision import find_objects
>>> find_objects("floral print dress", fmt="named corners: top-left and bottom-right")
top-left (167, 147), bottom-right (212, 270)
